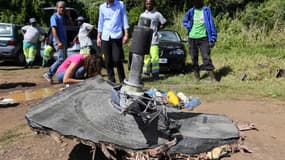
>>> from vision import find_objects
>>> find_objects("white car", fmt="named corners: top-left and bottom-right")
top-left (0, 23), bottom-right (25, 65)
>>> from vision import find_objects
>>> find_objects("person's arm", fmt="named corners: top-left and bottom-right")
top-left (62, 62), bottom-right (83, 84)
top-left (182, 9), bottom-right (192, 31)
top-left (73, 34), bottom-right (78, 43)
top-left (158, 12), bottom-right (167, 30)
top-left (122, 2), bottom-right (129, 44)
top-left (159, 24), bottom-right (165, 30)
top-left (21, 30), bottom-right (25, 37)
top-left (51, 26), bottom-right (63, 48)
top-left (21, 26), bottom-right (27, 36)
top-left (208, 8), bottom-right (217, 42)
top-left (97, 6), bottom-right (104, 47)
top-left (50, 15), bottom-right (63, 48)
top-left (85, 23), bottom-right (94, 37)
top-left (123, 29), bottom-right (128, 44)
top-left (87, 28), bottom-right (94, 37)
top-left (39, 27), bottom-right (47, 42)
top-left (97, 32), bottom-right (102, 47)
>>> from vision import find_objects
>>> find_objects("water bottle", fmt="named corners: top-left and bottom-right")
top-left (184, 98), bottom-right (201, 110)
top-left (145, 88), bottom-right (157, 97)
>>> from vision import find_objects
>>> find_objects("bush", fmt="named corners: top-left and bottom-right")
top-left (240, 0), bottom-right (285, 29)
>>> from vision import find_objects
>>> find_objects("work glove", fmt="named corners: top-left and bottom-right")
top-left (209, 41), bottom-right (215, 48)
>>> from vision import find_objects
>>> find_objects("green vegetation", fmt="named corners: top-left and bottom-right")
top-left (144, 47), bottom-right (285, 101)
top-left (144, 2), bottom-right (285, 101)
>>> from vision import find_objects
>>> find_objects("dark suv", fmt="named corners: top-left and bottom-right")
top-left (0, 23), bottom-right (25, 65)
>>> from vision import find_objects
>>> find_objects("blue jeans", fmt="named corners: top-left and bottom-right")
top-left (47, 44), bottom-right (67, 77)
top-left (56, 66), bottom-right (85, 83)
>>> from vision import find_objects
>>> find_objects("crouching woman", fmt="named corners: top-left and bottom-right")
top-left (55, 52), bottom-right (103, 84)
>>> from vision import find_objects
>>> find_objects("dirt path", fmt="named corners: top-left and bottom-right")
top-left (1, 65), bottom-right (285, 160)
top-left (198, 100), bottom-right (285, 160)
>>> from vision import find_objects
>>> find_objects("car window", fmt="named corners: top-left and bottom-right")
top-left (0, 24), bottom-right (12, 36)
top-left (159, 31), bottom-right (180, 42)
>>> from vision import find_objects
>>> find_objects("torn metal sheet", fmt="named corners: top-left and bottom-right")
top-left (26, 76), bottom-right (239, 155)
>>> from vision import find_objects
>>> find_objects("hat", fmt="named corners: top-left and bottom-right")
top-left (76, 16), bottom-right (85, 22)
top-left (29, 18), bottom-right (37, 24)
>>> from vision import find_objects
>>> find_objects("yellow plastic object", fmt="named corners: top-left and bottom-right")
top-left (167, 91), bottom-right (180, 106)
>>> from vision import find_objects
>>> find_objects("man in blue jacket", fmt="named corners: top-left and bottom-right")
top-left (183, 0), bottom-right (217, 82)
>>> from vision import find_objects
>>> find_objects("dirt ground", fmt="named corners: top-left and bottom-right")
top-left (0, 64), bottom-right (285, 160)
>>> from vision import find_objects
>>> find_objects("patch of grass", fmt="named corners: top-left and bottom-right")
top-left (0, 124), bottom-right (27, 150)
top-left (139, 47), bottom-right (285, 101)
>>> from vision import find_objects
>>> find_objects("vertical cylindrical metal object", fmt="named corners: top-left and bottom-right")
top-left (129, 26), bottom-right (153, 56)
top-left (125, 54), bottom-right (144, 87)
top-left (138, 17), bottom-right (151, 27)
top-left (119, 24), bottom-right (153, 113)
top-left (125, 26), bottom-right (153, 87)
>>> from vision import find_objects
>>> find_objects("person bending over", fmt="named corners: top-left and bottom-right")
top-left (55, 52), bottom-right (103, 84)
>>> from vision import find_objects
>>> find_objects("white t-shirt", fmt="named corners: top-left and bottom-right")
top-left (78, 22), bottom-right (94, 48)
top-left (22, 25), bottom-right (45, 43)
top-left (139, 10), bottom-right (166, 45)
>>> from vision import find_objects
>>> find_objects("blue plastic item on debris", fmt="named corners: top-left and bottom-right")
top-left (145, 88), bottom-right (167, 97)
top-left (185, 98), bottom-right (201, 110)
top-left (145, 88), bottom-right (157, 97)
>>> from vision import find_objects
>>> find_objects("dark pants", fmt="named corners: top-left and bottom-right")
top-left (101, 39), bottom-right (125, 83)
top-left (188, 37), bottom-right (215, 72)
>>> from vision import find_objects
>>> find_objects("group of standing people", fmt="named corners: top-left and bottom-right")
top-left (22, 0), bottom-right (218, 85)
top-left (96, 0), bottom-right (217, 83)
top-left (41, 1), bottom-right (102, 85)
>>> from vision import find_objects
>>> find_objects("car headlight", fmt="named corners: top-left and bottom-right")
top-left (169, 48), bottom-right (184, 55)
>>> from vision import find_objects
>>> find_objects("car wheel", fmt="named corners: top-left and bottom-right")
top-left (18, 52), bottom-right (26, 66)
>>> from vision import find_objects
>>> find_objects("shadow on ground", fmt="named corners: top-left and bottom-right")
top-left (68, 143), bottom-right (139, 160)
top-left (68, 143), bottom-right (125, 160)
top-left (0, 82), bottom-right (36, 89)
top-left (200, 65), bottom-right (232, 81)
top-left (0, 103), bottom-right (20, 108)
top-left (215, 66), bottom-right (233, 81)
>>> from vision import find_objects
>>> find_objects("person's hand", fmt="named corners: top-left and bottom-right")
top-left (97, 38), bottom-right (101, 47)
top-left (57, 42), bottom-right (63, 49)
top-left (40, 37), bottom-right (46, 42)
top-left (123, 35), bottom-right (128, 44)
top-left (209, 41), bottom-right (215, 48)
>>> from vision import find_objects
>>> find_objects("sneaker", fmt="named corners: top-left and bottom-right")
top-left (59, 84), bottom-right (70, 91)
top-left (43, 73), bottom-right (53, 84)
